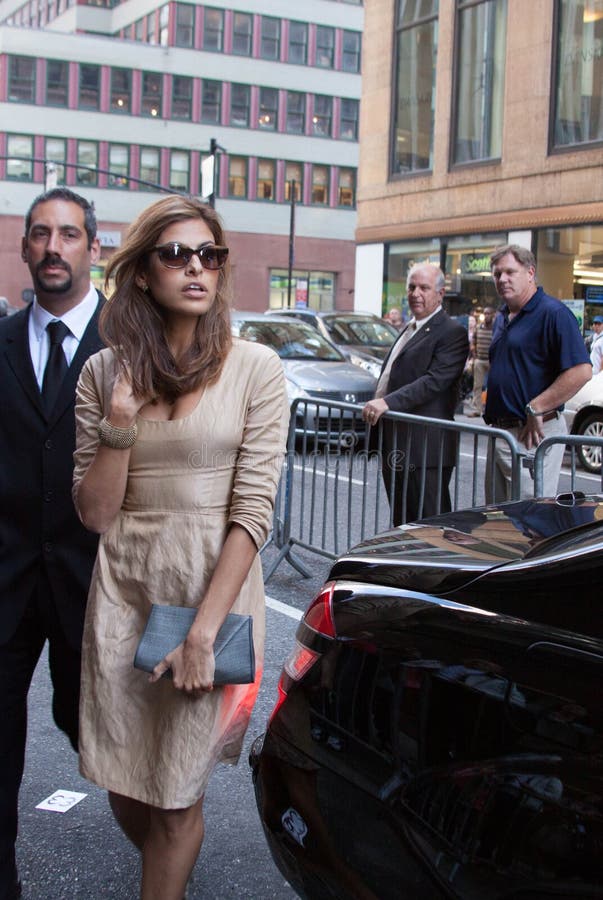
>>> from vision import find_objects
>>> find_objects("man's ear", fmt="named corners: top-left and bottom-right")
top-left (90, 237), bottom-right (101, 264)
top-left (21, 236), bottom-right (28, 263)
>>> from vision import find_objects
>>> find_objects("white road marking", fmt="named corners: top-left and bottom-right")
top-left (266, 595), bottom-right (303, 621)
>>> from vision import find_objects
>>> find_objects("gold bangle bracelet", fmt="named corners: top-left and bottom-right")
top-left (97, 416), bottom-right (138, 449)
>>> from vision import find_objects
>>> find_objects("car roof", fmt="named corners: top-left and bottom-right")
top-left (266, 308), bottom-right (381, 320)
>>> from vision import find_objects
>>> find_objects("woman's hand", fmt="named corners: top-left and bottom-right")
top-left (108, 367), bottom-right (152, 426)
top-left (150, 632), bottom-right (216, 695)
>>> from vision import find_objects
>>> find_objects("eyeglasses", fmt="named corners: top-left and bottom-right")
top-left (152, 242), bottom-right (229, 270)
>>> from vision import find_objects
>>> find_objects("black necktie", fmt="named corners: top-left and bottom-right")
top-left (42, 320), bottom-right (70, 412)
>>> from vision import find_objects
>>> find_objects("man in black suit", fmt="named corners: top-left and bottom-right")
top-left (363, 263), bottom-right (469, 525)
top-left (0, 188), bottom-right (104, 899)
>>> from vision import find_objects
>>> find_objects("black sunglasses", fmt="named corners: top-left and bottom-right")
top-left (152, 242), bottom-right (229, 270)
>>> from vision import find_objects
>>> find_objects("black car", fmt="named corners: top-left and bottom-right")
top-left (251, 494), bottom-right (603, 899)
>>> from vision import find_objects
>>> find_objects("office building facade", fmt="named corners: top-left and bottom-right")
top-left (0, 0), bottom-right (362, 311)
top-left (355, 0), bottom-right (603, 331)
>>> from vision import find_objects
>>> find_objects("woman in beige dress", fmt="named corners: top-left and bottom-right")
top-left (72, 195), bottom-right (288, 899)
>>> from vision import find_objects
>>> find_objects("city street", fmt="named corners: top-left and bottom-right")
top-left (16, 420), bottom-right (602, 898)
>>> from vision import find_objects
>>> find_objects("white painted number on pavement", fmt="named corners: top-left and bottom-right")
top-left (36, 789), bottom-right (87, 813)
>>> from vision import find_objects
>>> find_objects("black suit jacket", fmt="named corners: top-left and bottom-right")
top-left (0, 297), bottom-right (104, 647)
top-left (379, 309), bottom-right (469, 467)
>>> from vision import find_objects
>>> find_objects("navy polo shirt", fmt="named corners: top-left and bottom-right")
top-left (486, 287), bottom-right (590, 422)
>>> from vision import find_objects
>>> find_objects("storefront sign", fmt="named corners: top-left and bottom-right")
top-left (97, 230), bottom-right (122, 248)
top-left (461, 254), bottom-right (492, 276)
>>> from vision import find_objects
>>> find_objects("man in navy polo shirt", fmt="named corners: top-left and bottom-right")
top-left (484, 244), bottom-right (591, 502)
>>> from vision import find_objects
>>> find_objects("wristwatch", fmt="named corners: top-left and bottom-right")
top-left (525, 402), bottom-right (540, 417)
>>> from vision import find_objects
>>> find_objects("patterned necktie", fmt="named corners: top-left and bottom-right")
top-left (42, 320), bottom-right (70, 412)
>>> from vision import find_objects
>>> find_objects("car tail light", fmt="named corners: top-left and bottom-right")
top-left (301, 581), bottom-right (336, 637)
top-left (268, 582), bottom-right (336, 724)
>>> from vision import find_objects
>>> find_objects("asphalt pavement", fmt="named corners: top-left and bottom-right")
top-left (16, 590), bottom-right (308, 899)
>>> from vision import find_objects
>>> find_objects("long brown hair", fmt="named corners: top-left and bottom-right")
top-left (101, 195), bottom-right (232, 402)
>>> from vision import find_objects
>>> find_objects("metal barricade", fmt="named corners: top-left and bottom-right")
top-left (533, 434), bottom-right (603, 495)
top-left (262, 398), bottom-right (524, 580)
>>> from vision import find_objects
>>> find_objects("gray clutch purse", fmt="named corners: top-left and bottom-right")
top-left (134, 605), bottom-right (255, 685)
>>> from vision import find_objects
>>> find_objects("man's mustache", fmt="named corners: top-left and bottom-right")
top-left (36, 254), bottom-right (71, 276)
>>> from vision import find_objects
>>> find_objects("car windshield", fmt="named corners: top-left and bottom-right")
top-left (323, 316), bottom-right (397, 347)
top-left (235, 320), bottom-right (344, 361)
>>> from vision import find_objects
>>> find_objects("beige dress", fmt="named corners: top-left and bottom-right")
top-left (72, 340), bottom-right (288, 809)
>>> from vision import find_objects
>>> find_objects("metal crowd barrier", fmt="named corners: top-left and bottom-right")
top-left (261, 398), bottom-right (525, 580)
top-left (534, 433), bottom-right (603, 495)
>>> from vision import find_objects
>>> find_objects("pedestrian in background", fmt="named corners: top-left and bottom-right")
top-left (72, 195), bottom-right (288, 900)
top-left (589, 315), bottom-right (603, 375)
top-left (467, 306), bottom-right (496, 417)
top-left (363, 263), bottom-right (468, 525)
top-left (0, 188), bottom-right (103, 900)
top-left (386, 307), bottom-right (404, 330)
top-left (484, 244), bottom-right (591, 502)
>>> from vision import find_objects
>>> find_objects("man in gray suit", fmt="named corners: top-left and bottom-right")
top-left (363, 264), bottom-right (469, 525)
top-left (0, 188), bottom-right (104, 899)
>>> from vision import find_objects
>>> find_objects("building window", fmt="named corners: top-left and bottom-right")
top-left (111, 68), bottom-right (131, 113)
top-left (76, 140), bottom-right (98, 186)
top-left (453, 0), bottom-right (507, 165)
top-left (8, 56), bottom-right (36, 102)
top-left (228, 156), bottom-right (247, 197)
top-left (257, 159), bottom-right (275, 200)
top-left (393, 0), bottom-right (439, 174)
top-left (342, 30), bottom-right (361, 72)
top-left (340, 98), bottom-right (359, 140)
top-left (269, 269), bottom-right (335, 310)
top-left (142, 71), bottom-right (162, 118)
top-left (285, 162), bottom-right (303, 201)
top-left (135, 18), bottom-right (144, 41)
top-left (45, 137), bottom-right (66, 183)
top-left (312, 95), bottom-right (332, 136)
top-left (6, 134), bottom-right (33, 180)
top-left (230, 83), bottom-right (250, 127)
top-left (260, 16), bottom-right (280, 60)
top-left (232, 12), bottom-right (252, 55)
top-left (288, 21), bottom-right (308, 64)
top-left (553, 0), bottom-right (603, 148)
top-left (79, 64), bottom-right (100, 109)
top-left (338, 168), bottom-right (355, 206)
top-left (175, 3), bottom-right (194, 47)
top-left (316, 25), bottom-right (335, 67)
top-left (203, 7), bottom-right (224, 51)
top-left (157, 5), bottom-right (167, 45)
top-left (311, 166), bottom-right (329, 204)
top-left (109, 144), bottom-right (129, 188)
top-left (286, 91), bottom-right (305, 133)
top-left (201, 80), bottom-right (221, 123)
top-left (172, 75), bottom-right (192, 120)
top-left (46, 60), bottom-right (68, 106)
top-left (258, 87), bottom-right (278, 129)
top-left (170, 150), bottom-right (189, 191)
top-left (139, 147), bottom-right (160, 188)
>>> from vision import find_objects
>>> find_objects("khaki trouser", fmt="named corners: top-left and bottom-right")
top-left (472, 358), bottom-right (489, 413)
top-left (485, 414), bottom-right (568, 504)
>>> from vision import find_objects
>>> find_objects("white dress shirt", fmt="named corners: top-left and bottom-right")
top-left (375, 305), bottom-right (442, 398)
top-left (28, 284), bottom-right (99, 388)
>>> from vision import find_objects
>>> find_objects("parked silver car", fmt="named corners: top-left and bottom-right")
top-left (264, 309), bottom-right (397, 378)
top-left (232, 313), bottom-right (377, 445)
top-left (563, 370), bottom-right (603, 473)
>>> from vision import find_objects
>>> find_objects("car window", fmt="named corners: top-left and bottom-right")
top-left (324, 317), bottom-right (397, 346)
top-left (236, 320), bottom-right (344, 361)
